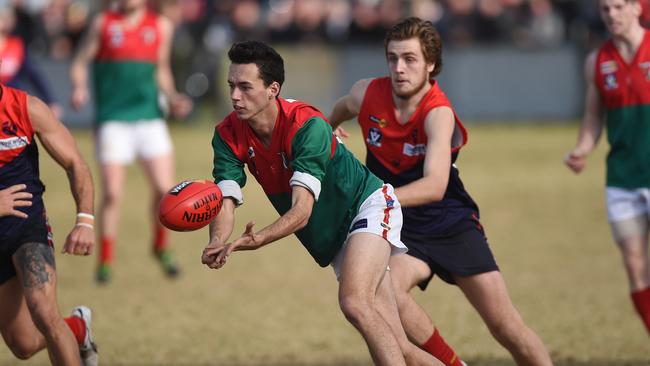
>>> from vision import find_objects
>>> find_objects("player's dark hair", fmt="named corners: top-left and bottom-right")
top-left (228, 41), bottom-right (285, 89)
top-left (384, 17), bottom-right (443, 79)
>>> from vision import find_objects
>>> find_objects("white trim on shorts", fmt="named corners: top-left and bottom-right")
top-left (605, 187), bottom-right (650, 223)
top-left (330, 184), bottom-right (408, 280)
top-left (95, 119), bottom-right (173, 164)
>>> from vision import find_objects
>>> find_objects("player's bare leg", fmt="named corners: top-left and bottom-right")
top-left (97, 163), bottom-right (127, 283)
top-left (5, 243), bottom-right (80, 365)
top-left (455, 271), bottom-right (553, 366)
top-left (616, 234), bottom-right (650, 292)
top-left (389, 254), bottom-right (436, 344)
top-left (0, 277), bottom-right (47, 359)
top-left (338, 233), bottom-right (407, 366)
top-left (614, 218), bottom-right (650, 334)
top-left (374, 261), bottom-right (445, 366)
top-left (140, 153), bottom-right (179, 277)
top-left (389, 254), bottom-right (463, 366)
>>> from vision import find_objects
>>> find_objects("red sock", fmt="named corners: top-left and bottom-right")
top-left (99, 236), bottom-right (114, 264)
top-left (631, 287), bottom-right (650, 334)
top-left (153, 224), bottom-right (168, 252)
top-left (64, 316), bottom-right (86, 345)
top-left (421, 328), bottom-right (463, 366)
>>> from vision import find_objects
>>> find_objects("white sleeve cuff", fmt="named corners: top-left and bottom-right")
top-left (289, 171), bottom-right (321, 201)
top-left (217, 180), bottom-right (244, 206)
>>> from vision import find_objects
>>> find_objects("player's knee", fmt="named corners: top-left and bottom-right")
top-left (5, 336), bottom-right (39, 360)
top-left (487, 315), bottom-right (525, 349)
top-left (28, 302), bottom-right (59, 336)
top-left (102, 188), bottom-right (123, 206)
top-left (339, 294), bottom-right (372, 327)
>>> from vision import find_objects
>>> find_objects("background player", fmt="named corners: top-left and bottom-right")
top-left (70, 0), bottom-right (192, 283)
top-left (0, 84), bottom-right (98, 365)
top-left (330, 17), bottom-right (553, 365)
top-left (0, 5), bottom-right (61, 118)
top-left (202, 40), bottom-right (445, 366)
top-left (565, 0), bottom-right (650, 336)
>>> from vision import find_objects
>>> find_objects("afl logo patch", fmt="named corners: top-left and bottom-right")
top-left (367, 127), bottom-right (382, 147)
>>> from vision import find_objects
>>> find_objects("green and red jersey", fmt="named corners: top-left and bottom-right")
top-left (212, 98), bottom-right (382, 266)
top-left (93, 11), bottom-right (161, 123)
top-left (595, 30), bottom-right (650, 188)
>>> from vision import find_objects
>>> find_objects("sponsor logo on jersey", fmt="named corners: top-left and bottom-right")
top-left (108, 24), bottom-right (124, 47)
top-left (640, 62), bottom-right (650, 80)
top-left (369, 115), bottom-right (387, 128)
top-left (141, 26), bottom-right (157, 45)
top-left (367, 127), bottom-right (382, 147)
top-left (604, 73), bottom-right (619, 90)
top-left (0, 136), bottom-right (29, 151)
top-left (2, 121), bottom-right (18, 136)
top-left (169, 180), bottom-right (193, 195)
top-left (600, 60), bottom-right (618, 74)
top-left (402, 142), bottom-right (427, 156)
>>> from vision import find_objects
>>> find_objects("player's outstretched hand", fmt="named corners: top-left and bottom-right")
top-left (62, 224), bottom-right (94, 256)
top-left (564, 148), bottom-right (587, 174)
top-left (202, 221), bottom-right (260, 269)
top-left (0, 184), bottom-right (32, 218)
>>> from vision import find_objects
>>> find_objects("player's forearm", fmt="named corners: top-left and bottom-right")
top-left (157, 68), bottom-right (180, 101)
top-left (328, 98), bottom-right (357, 129)
top-left (209, 199), bottom-right (236, 244)
top-left (243, 204), bottom-right (311, 250)
top-left (395, 176), bottom-right (446, 207)
top-left (70, 61), bottom-right (88, 90)
top-left (575, 114), bottom-right (603, 154)
top-left (66, 158), bottom-right (94, 215)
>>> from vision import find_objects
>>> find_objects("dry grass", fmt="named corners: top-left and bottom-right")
top-left (1, 122), bottom-right (648, 365)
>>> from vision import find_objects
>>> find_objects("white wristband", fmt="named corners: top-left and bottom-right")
top-left (77, 213), bottom-right (94, 220)
top-left (75, 222), bottom-right (94, 230)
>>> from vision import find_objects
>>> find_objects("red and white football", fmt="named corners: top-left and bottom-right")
top-left (159, 180), bottom-right (223, 231)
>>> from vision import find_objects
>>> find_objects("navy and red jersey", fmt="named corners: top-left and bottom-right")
top-left (358, 77), bottom-right (478, 236)
top-left (0, 85), bottom-right (45, 240)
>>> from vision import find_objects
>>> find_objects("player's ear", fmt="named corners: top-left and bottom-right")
top-left (427, 62), bottom-right (435, 75)
top-left (269, 81), bottom-right (280, 99)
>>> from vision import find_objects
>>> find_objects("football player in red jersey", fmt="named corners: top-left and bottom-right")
top-left (566, 0), bottom-right (650, 336)
top-left (330, 18), bottom-right (552, 366)
top-left (0, 85), bottom-right (98, 365)
top-left (71, 0), bottom-right (192, 283)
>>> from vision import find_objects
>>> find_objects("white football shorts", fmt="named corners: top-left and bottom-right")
top-left (606, 187), bottom-right (650, 240)
top-left (331, 184), bottom-right (408, 280)
top-left (96, 119), bottom-right (173, 164)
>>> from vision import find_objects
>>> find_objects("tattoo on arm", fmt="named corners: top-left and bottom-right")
top-left (14, 242), bottom-right (56, 289)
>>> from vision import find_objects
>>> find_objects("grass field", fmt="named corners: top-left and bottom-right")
top-left (1, 122), bottom-right (649, 365)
